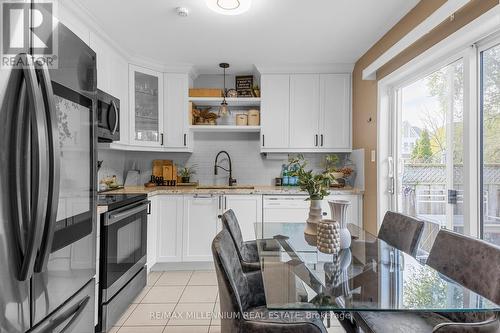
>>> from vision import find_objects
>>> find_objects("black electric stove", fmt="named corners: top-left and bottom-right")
top-left (96, 193), bottom-right (147, 210)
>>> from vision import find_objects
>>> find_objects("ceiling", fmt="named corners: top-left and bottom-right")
top-left (77, 0), bottom-right (419, 74)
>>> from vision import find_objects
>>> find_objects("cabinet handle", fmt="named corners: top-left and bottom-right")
top-left (183, 133), bottom-right (187, 146)
top-left (320, 134), bottom-right (324, 147)
top-left (262, 134), bottom-right (265, 147)
top-left (160, 133), bottom-right (164, 146)
top-left (194, 194), bottom-right (212, 199)
top-left (224, 196), bottom-right (227, 210)
top-left (315, 134), bottom-right (318, 147)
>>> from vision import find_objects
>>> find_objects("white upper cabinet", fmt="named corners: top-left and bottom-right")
top-left (164, 73), bottom-right (190, 149)
top-left (289, 74), bottom-right (320, 149)
top-left (261, 73), bottom-right (351, 153)
top-left (129, 65), bottom-right (164, 147)
top-left (261, 75), bottom-right (290, 149)
top-left (319, 74), bottom-right (351, 150)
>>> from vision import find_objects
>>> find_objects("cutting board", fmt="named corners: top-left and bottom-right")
top-left (162, 165), bottom-right (177, 181)
top-left (152, 160), bottom-right (173, 178)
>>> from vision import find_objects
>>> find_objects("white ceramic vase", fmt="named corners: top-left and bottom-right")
top-left (304, 199), bottom-right (322, 236)
top-left (328, 200), bottom-right (351, 249)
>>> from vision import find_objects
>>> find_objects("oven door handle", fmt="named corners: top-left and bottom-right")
top-left (106, 201), bottom-right (150, 226)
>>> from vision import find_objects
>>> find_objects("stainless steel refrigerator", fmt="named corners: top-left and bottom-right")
top-left (0, 6), bottom-right (96, 333)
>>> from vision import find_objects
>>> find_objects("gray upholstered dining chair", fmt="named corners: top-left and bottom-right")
top-left (426, 229), bottom-right (500, 332)
top-left (212, 228), bottom-right (328, 333)
top-left (220, 209), bottom-right (261, 272)
top-left (354, 229), bottom-right (500, 333)
top-left (377, 211), bottom-right (425, 257)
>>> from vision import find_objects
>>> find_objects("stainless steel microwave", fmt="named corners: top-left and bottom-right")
top-left (97, 89), bottom-right (120, 142)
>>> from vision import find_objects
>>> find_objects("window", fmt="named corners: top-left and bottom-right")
top-left (397, 59), bottom-right (464, 250)
top-left (480, 42), bottom-right (500, 246)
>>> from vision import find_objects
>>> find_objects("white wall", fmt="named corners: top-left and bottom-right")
top-left (98, 132), bottom-right (344, 186)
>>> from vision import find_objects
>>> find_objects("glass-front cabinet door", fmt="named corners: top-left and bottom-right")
top-left (129, 65), bottom-right (163, 146)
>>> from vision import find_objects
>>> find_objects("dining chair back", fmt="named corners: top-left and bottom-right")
top-left (426, 229), bottom-right (500, 332)
top-left (427, 229), bottom-right (500, 305)
top-left (221, 209), bottom-right (260, 272)
top-left (378, 211), bottom-right (425, 256)
top-left (212, 229), bottom-right (327, 333)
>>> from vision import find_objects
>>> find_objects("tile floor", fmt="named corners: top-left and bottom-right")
top-left (107, 270), bottom-right (345, 333)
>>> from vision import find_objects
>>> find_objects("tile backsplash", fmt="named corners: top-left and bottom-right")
top-left (98, 132), bottom-right (351, 186)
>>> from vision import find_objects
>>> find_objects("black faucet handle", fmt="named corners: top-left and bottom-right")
top-left (229, 178), bottom-right (237, 186)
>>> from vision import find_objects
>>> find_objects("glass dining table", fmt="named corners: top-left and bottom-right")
top-left (255, 222), bottom-right (500, 313)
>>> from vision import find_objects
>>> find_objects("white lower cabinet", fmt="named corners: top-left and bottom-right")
top-left (156, 195), bottom-right (184, 263)
top-left (321, 194), bottom-right (362, 227)
top-left (223, 195), bottom-right (262, 241)
top-left (182, 194), bottom-right (219, 262)
top-left (148, 193), bottom-right (362, 264)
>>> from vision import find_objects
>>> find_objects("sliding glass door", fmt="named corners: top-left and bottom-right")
top-left (480, 42), bottom-right (500, 246)
top-left (390, 35), bottom-right (500, 248)
top-left (396, 59), bottom-right (465, 250)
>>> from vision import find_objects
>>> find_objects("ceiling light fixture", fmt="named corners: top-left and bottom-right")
top-left (206, 0), bottom-right (251, 15)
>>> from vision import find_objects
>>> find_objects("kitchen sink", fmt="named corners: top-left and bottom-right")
top-left (196, 185), bottom-right (255, 190)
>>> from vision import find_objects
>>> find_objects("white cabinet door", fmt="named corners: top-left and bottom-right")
top-left (261, 75), bottom-right (290, 149)
top-left (129, 65), bottom-right (164, 147)
top-left (289, 75), bottom-right (320, 149)
top-left (164, 73), bottom-right (189, 149)
top-left (321, 194), bottom-right (362, 228)
top-left (320, 74), bottom-right (351, 150)
top-left (182, 195), bottom-right (218, 262)
top-left (156, 195), bottom-right (184, 262)
top-left (224, 195), bottom-right (262, 241)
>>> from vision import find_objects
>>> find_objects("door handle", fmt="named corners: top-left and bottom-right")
top-left (34, 59), bottom-right (61, 273)
top-left (320, 134), bottom-right (324, 147)
top-left (160, 133), bottom-right (164, 145)
top-left (106, 201), bottom-right (150, 225)
top-left (184, 133), bottom-right (187, 146)
top-left (262, 134), bottom-right (265, 147)
top-left (110, 100), bottom-right (119, 135)
top-left (315, 134), bottom-right (318, 147)
top-left (8, 54), bottom-right (48, 281)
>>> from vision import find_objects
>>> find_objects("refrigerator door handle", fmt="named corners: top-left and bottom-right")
top-left (34, 60), bottom-right (61, 273)
top-left (48, 295), bottom-right (90, 333)
top-left (9, 54), bottom-right (49, 281)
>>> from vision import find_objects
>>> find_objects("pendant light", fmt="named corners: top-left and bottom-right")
top-left (219, 63), bottom-right (230, 117)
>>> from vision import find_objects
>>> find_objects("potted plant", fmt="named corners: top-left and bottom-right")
top-left (178, 164), bottom-right (197, 183)
top-left (288, 155), bottom-right (333, 236)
